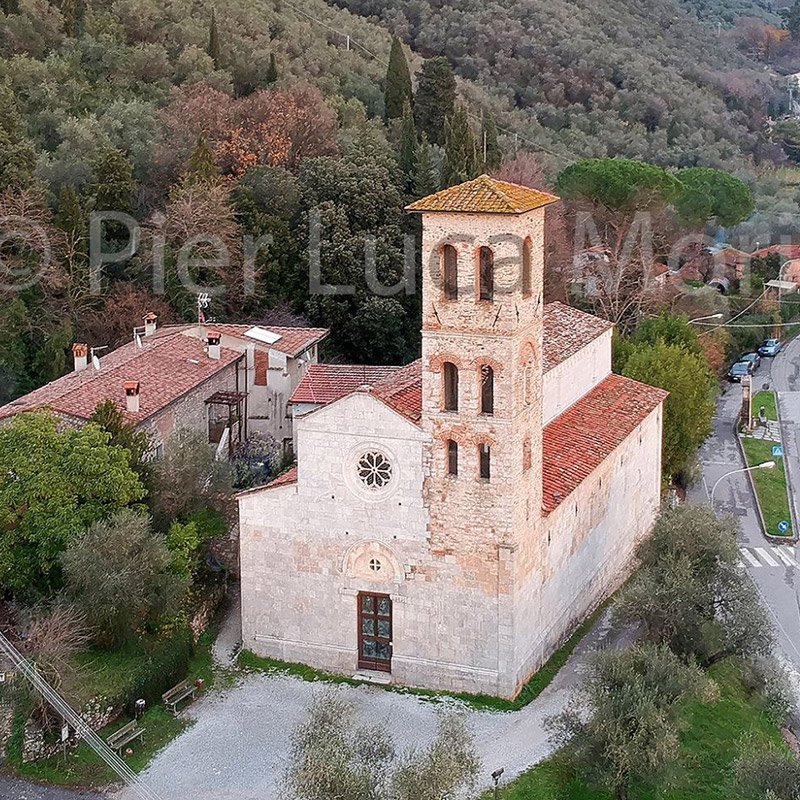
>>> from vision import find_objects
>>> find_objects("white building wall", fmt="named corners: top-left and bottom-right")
top-left (542, 330), bottom-right (612, 424)
top-left (510, 404), bottom-right (663, 692)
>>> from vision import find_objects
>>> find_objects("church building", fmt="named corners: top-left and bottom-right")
top-left (238, 175), bottom-right (667, 699)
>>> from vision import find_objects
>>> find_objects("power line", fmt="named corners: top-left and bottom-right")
top-left (0, 631), bottom-right (164, 800)
top-left (278, 0), bottom-right (575, 164)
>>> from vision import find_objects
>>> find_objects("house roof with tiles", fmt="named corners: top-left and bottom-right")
top-left (541, 373), bottom-right (668, 513)
top-left (542, 302), bottom-right (614, 372)
top-left (0, 331), bottom-right (242, 424)
top-left (368, 360), bottom-right (423, 424)
top-left (290, 364), bottom-right (402, 406)
top-left (405, 175), bottom-right (559, 215)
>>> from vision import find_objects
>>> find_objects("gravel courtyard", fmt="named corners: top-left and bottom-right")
top-left (116, 612), bottom-right (618, 800)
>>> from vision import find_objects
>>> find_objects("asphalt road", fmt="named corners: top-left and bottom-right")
top-left (690, 342), bottom-right (800, 691)
top-left (0, 774), bottom-right (106, 800)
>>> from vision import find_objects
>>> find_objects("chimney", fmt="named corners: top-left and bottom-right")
top-left (143, 312), bottom-right (158, 337)
top-left (207, 331), bottom-right (221, 360)
top-left (124, 381), bottom-right (141, 414)
top-left (72, 343), bottom-right (89, 372)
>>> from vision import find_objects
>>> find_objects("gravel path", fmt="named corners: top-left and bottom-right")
top-left (115, 610), bottom-right (621, 800)
top-left (0, 775), bottom-right (106, 800)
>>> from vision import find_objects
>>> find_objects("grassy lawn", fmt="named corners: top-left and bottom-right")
top-left (240, 603), bottom-right (607, 712)
top-left (494, 660), bottom-right (787, 800)
top-left (5, 630), bottom-right (218, 787)
top-left (741, 437), bottom-right (793, 538)
top-left (751, 390), bottom-right (777, 422)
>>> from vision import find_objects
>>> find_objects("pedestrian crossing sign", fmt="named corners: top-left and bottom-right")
top-left (773, 445), bottom-right (785, 458)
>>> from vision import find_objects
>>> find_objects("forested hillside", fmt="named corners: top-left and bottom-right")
top-left (678, 0), bottom-right (779, 25)
top-left (331, 0), bottom-right (780, 169)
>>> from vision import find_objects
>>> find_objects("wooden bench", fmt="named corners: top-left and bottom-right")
top-left (106, 720), bottom-right (145, 753)
top-left (162, 679), bottom-right (197, 715)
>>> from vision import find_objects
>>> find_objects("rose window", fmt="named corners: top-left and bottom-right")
top-left (357, 451), bottom-right (393, 489)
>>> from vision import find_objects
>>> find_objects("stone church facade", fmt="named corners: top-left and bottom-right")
top-left (238, 176), bottom-right (667, 699)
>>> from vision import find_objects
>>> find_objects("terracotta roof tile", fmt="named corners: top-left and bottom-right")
top-left (265, 465), bottom-right (298, 488)
top-left (0, 333), bottom-right (241, 424)
top-left (370, 360), bottom-right (423, 424)
top-left (191, 324), bottom-right (329, 358)
top-left (405, 175), bottom-right (558, 215)
top-left (290, 364), bottom-right (401, 406)
top-left (542, 302), bottom-right (614, 372)
top-left (542, 374), bottom-right (667, 514)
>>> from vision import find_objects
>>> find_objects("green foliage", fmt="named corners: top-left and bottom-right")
top-left (166, 520), bottom-right (203, 580)
top-left (674, 167), bottom-right (754, 227)
top-left (0, 412), bottom-right (145, 598)
top-left (781, 0), bottom-right (800, 38)
top-left (556, 158), bottom-right (683, 210)
top-left (208, 7), bottom-right (220, 68)
top-left (284, 692), bottom-right (479, 800)
top-left (265, 52), bottom-right (278, 85)
top-left (413, 57), bottom-right (456, 146)
top-left (412, 135), bottom-right (438, 198)
top-left (91, 148), bottom-right (135, 212)
top-left (89, 399), bottom-right (151, 480)
top-left (384, 36), bottom-right (412, 121)
top-left (735, 745), bottom-right (800, 800)
top-left (398, 101), bottom-right (417, 184)
top-left (742, 436), bottom-right (793, 537)
top-left (441, 106), bottom-right (479, 188)
top-left (630, 311), bottom-right (705, 356)
top-left (480, 112), bottom-right (502, 171)
top-left (614, 505), bottom-right (775, 667)
top-left (772, 119), bottom-right (800, 162)
top-left (550, 643), bottom-right (716, 800)
top-left (622, 339), bottom-right (717, 481)
top-left (0, 80), bottom-right (36, 191)
top-left (184, 131), bottom-right (219, 186)
top-left (63, 509), bottom-right (188, 647)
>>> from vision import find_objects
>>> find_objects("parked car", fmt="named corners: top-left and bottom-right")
top-left (740, 352), bottom-right (761, 370)
top-left (758, 338), bottom-right (782, 357)
top-left (727, 360), bottom-right (754, 383)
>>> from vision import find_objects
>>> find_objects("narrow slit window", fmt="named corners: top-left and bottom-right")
top-left (443, 245), bottom-right (458, 300)
top-left (479, 443), bottom-right (491, 481)
top-left (447, 440), bottom-right (458, 476)
top-left (480, 365), bottom-right (494, 415)
top-left (523, 436), bottom-right (531, 471)
top-left (479, 246), bottom-right (494, 301)
top-left (443, 362), bottom-right (459, 411)
top-left (522, 237), bottom-right (532, 297)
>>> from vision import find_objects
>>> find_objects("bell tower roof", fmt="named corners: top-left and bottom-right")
top-left (405, 174), bottom-right (559, 215)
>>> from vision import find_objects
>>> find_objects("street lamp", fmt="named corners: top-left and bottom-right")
top-left (710, 461), bottom-right (776, 506)
top-left (688, 313), bottom-right (724, 324)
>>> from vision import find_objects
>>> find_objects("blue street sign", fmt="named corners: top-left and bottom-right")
top-left (778, 520), bottom-right (790, 534)
top-left (772, 445), bottom-right (785, 458)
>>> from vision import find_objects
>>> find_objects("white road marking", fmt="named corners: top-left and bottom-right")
top-left (773, 547), bottom-right (798, 567)
top-left (755, 547), bottom-right (780, 567)
top-left (740, 547), bottom-right (762, 567)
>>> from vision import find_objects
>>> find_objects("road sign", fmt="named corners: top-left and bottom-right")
top-left (778, 520), bottom-right (790, 534)
top-left (773, 445), bottom-right (785, 458)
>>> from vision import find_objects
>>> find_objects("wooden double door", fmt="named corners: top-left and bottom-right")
top-left (357, 592), bottom-right (392, 672)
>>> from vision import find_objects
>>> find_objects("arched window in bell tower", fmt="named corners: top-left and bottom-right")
top-left (480, 365), bottom-right (494, 415)
top-left (442, 245), bottom-right (458, 300)
top-left (443, 362), bottom-right (459, 411)
top-left (478, 246), bottom-right (494, 301)
top-left (522, 237), bottom-right (533, 297)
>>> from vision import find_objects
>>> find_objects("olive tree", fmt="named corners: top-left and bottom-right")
top-left (283, 690), bottom-right (479, 800)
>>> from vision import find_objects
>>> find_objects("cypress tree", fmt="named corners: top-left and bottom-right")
top-left (265, 52), bottom-right (279, 84)
top-left (61, 0), bottom-right (77, 36)
top-left (441, 107), bottom-right (479, 188)
top-left (399, 101), bottom-right (417, 183)
top-left (384, 36), bottom-right (412, 121)
top-left (412, 135), bottom-right (438, 198)
top-left (92, 149), bottom-right (135, 212)
top-left (185, 131), bottom-right (219, 186)
top-left (414, 57), bottom-right (456, 146)
top-left (209, 7), bottom-right (220, 68)
top-left (0, 82), bottom-right (37, 192)
top-left (480, 112), bottom-right (503, 172)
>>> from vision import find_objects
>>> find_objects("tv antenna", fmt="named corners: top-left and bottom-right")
top-left (90, 345), bottom-right (108, 371)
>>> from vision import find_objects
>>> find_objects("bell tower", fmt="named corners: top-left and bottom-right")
top-left (406, 175), bottom-right (558, 553)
